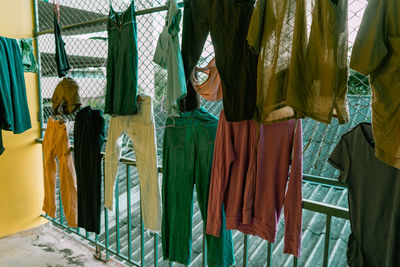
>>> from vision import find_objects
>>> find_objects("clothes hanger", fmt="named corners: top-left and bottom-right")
top-left (153, 96), bottom-right (177, 129)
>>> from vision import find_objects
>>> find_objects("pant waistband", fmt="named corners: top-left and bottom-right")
top-left (47, 118), bottom-right (67, 129)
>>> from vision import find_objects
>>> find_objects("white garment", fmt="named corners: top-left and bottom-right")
top-left (104, 95), bottom-right (161, 231)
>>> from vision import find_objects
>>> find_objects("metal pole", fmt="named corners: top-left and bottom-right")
top-left (154, 234), bottom-right (158, 267)
top-left (323, 215), bottom-right (332, 267)
top-left (267, 242), bottom-right (272, 267)
top-left (126, 165), bottom-right (132, 262)
top-left (243, 234), bottom-right (248, 267)
top-left (35, 3), bottom-right (185, 37)
top-left (115, 177), bottom-right (120, 254)
top-left (32, 0), bottom-right (44, 139)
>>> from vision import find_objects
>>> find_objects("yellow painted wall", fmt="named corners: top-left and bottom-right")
top-left (0, 0), bottom-right (46, 237)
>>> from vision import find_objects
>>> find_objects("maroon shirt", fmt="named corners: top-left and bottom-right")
top-left (207, 110), bottom-right (303, 257)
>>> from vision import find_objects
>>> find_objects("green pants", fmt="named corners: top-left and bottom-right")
top-left (162, 108), bottom-right (234, 266)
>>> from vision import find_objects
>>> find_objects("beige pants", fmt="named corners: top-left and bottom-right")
top-left (105, 95), bottom-right (161, 232)
top-left (42, 118), bottom-right (77, 227)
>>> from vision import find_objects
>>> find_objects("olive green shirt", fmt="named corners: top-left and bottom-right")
top-left (247, 0), bottom-right (349, 124)
top-left (350, 0), bottom-right (400, 169)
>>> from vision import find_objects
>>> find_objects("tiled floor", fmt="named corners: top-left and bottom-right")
top-left (0, 224), bottom-right (125, 267)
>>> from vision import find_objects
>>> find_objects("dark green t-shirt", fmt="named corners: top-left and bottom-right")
top-left (328, 123), bottom-right (400, 267)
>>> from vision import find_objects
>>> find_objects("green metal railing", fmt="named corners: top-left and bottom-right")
top-left (37, 137), bottom-right (349, 267)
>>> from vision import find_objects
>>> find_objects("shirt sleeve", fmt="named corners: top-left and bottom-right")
top-left (153, 34), bottom-right (166, 68)
top-left (349, 0), bottom-right (388, 76)
top-left (283, 120), bottom-right (303, 258)
top-left (328, 136), bottom-right (351, 183)
top-left (168, 1), bottom-right (181, 36)
top-left (246, 0), bottom-right (266, 54)
top-left (206, 115), bottom-right (235, 237)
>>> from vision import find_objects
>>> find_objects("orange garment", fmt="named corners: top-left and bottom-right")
top-left (42, 118), bottom-right (77, 227)
top-left (190, 58), bottom-right (222, 101)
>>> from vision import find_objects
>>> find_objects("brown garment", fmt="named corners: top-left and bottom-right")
top-left (350, 0), bottom-right (400, 169)
top-left (190, 58), bottom-right (223, 101)
top-left (51, 77), bottom-right (81, 115)
top-left (42, 118), bottom-right (77, 227)
top-left (247, 0), bottom-right (349, 124)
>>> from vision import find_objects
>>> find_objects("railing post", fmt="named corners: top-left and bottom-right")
top-left (58, 186), bottom-right (64, 225)
top-left (115, 176), bottom-right (120, 254)
top-left (141, 206), bottom-right (145, 266)
top-left (293, 256), bottom-right (298, 267)
top-left (243, 234), bottom-right (248, 267)
top-left (323, 214), bottom-right (332, 267)
top-left (202, 231), bottom-right (207, 267)
top-left (154, 234), bottom-right (158, 267)
top-left (126, 165), bottom-right (132, 262)
top-left (32, 0), bottom-right (44, 139)
top-left (267, 242), bottom-right (272, 267)
top-left (103, 161), bottom-right (110, 260)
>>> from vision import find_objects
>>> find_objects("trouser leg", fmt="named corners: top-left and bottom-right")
top-left (193, 109), bottom-right (235, 267)
top-left (42, 125), bottom-right (57, 218)
top-left (209, 0), bottom-right (257, 121)
top-left (104, 117), bottom-right (123, 210)
top-left (162, 116), bottom-right (196, 265)
top-left (129, 97), bottom-right (161, 231)
top-left (180, 0), bottom-right (210, 112)
top-left (57, 126), bottom-right (77, 228)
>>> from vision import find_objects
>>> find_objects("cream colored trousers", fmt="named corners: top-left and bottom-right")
top-left (105, 95), bottom-right (161, 232)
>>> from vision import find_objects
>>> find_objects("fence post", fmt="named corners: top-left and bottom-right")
top-left (243, 234), bottom-right (248, 267)
top-left (323, 215), bottom-right (332, 267)
top-left (126, 165), bottom-right (132, 262)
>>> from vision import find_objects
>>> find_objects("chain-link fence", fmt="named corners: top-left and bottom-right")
top-left (34, 1), bottom-right (371, 266)
top-left (36, 0), bottom-right (371, 180)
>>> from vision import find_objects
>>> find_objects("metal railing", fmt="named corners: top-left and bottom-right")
top-left (37, 138), bottom-right (349, 267)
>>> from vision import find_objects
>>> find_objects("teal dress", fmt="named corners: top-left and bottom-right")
top-left (105, 0), bottom-right (138, 115)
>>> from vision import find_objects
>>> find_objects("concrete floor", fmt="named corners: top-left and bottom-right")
top-left (0, 224), bottom-right (126, 267)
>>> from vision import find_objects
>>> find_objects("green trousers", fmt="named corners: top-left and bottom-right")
top-left (162, 108), bottom-right (234, 266)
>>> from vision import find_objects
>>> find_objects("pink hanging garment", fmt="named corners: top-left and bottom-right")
top-left (190, 58), bottom-right (223, 101)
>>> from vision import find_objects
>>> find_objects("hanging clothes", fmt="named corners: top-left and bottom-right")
top-left (104, 95), bottom-right (161, 232)
top-left (180, 0), bottom-right (258, 121)
top-left (105, 0), bottom-right (138, 115)
top-left (51, 77), bottom-right (81, 115)
top-left (350, 0), bottom-right (400, 169)
top-left (207, 111), bottom-right (303, 257)
top-left (18, 38), bottom-right (37, 73)
top-left (74, 107), bottom-right (105, 234)
top-left (0, 36), bottom-right (32, 155)
top-left (153, 0), bottom-right (187, 116)
top-left (162, 108), bottom-right (234, 266)
top-left (328, 123), bottom-right (400, 267)
top-left (53, 5), bottom-right (71, 78)
top-left (42, 118), bottom-right (77, 227)
top-left (189, 57), bottom-right (223, 101)
top-left (247, 0), bottom-right (349, 124)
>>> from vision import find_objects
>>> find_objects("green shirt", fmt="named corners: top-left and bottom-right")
top-left (153, 0), bottom-right (187, 116)
top-left (247, 0), bottom-right (349, 124)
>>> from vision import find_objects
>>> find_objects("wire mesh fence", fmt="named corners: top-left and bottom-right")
top-left (36, 0), bottom-right (371, 180)
top-left (34, 0), bottom-right (371, 266)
